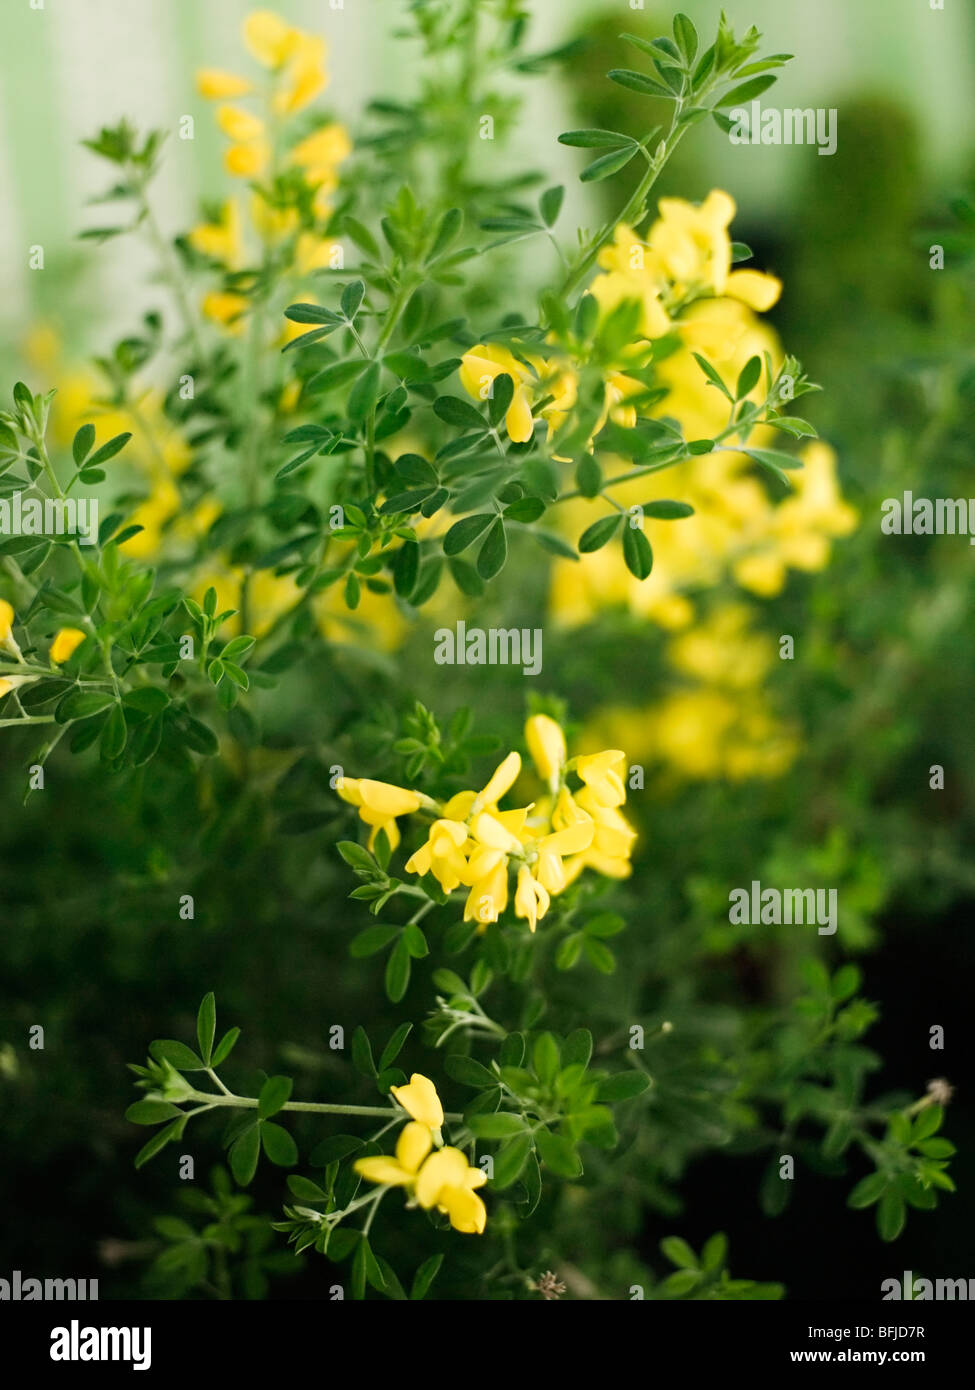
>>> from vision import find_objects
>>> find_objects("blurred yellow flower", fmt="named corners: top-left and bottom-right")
top-left (50, 628), bottom-right (86, 664)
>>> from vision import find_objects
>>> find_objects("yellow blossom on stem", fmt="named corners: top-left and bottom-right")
top-left (459, 345), bottom-right (536, 443)
top-left (390, 1073), bottom-right (444, 1134)
top-left (336, 777), bottom-right (423, 852)
top-left (197, 69), bottom-right (254, 100)
top-left (525, 713), bottom-right (566, 791)
top-left (354, 1121), bottom-right (431, 1188)
top-left (514, 864), bottom-right (550, 932)
top-left (50, 628), bottom-right (86, 665)
top-left (0, 599), bottom-right (15, 645)
top-left (414, 1146), bottom-right (487, 1234)
top-left (404, 819), bottom-right (469, 893)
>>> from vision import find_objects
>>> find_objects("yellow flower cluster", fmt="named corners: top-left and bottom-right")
top-left (354, 1074), bottom-right (487, 1234)
top-left (198, 9), bottom-right (328, 174)
top-left (581, 605), bottom-right (798, 782)
top-left (458, 190), bottom-right (782, 452)
top-left (500, 189), bottom-right (858, 629)
top-left (338, 715), bottom-right (636, 931)
top-left (193, 10), bottom-right (350, 332)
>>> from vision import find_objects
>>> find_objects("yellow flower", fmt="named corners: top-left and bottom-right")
top-left (202, 291), bottom-right (249, 333)
top-left (650, 189), bottom-right (736, 296)
top-left (224, 140), bottom-right (269, 179)
top-left (405, 819), bottom-right (469, 893)
top-left (575, 749), bottom-right (627, 807)
top-left (354, 1127), bottom-right (488, 1234)
top-left (470, 750), bottom-right (521, 814)
top-left (414, 1146), bottom-right (487, 1234)
top-left (525, 714), bottom-right (566, 790)
top-left (188, 200), bottom-right (243, 267)
top-left (336, 777), bottom-right (423, 852)
top-left (390, 1073), bottom-right (444, 1132)
top-left (197, 69), bottom-right (254, 100)
top-left (243, 10), bottom-right (301, 66)
top-left (0, 599), bottom-right (14, 644)
top-left (590, 224), bottom-right (671, 339)
top-left (217, 105), bottom-right (265, 143)
top-left (50, 628), bottom-right (86, 664)
top-left (274, 35), bottom-right (327, 115)
top-left (514, 865), bottom-right (550, 933)
top-left (354, 1120), bottom-right (431, 1188)
top-left (463, 857), bottom-right (509, 926)
top-left (459, 345), bottom-right (535, 443)
top-left (533, 819), bottom-right (596, 895)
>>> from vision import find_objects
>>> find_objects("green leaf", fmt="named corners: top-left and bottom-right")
top-left (100, 703), bottom-right (127, 760)
top-left (308, 359), bottom-right (367, 395)
top-left (477, 518), bottom-right (507, 580)
top-left (350, 923), bottom-right (401, 958)
top-left (445, 1054), bottom-right (496, 1089)
top-left (196, 993), bottom-right (216, 1065)
top-left (596, 1071), bottom-right (650, 1102)
top-left (211, 1027), bottom-right (240, 1067)
top-left (125, 1100), bottom-right (181, 1126)
top-left (55, 690), bottom-right (113, 723)
top-left (911, 1104), bottom-right (943, 1143)
top-left (468, 1113), bottom-right (528, 1139)
top-left (433, 395), bottom-right (487, 431)
top-left (692, 352), bottom-right (733, 401)
top-left (607, 68), bottom-right (673, 97)
top-left (411, 1253), bottom-right (444, 1300)
top-left (444, 512), bottom-right (495, 556)
top-left (86, 432), bottom-right (132, 468)
top-left (558, 129), bottom-right (633, 148)
top-left (258, 1074), bottom-right (293, 1119)
top-left (533, 1032), bottom-right (560, 1086)
top-left (622, 524), bottom-right (653, 579)
top-left (385, 934), bottom-right (411, 1003)
top-left (716, 74), bottom-right (778, 108)
top-left (309, 1134), bottom-right (363, 1166)
top-left (348, 360), bottom-right (382, 423)
top-left (661, 1235), bottom-right (699, 1269)
top-left (643, 500), bottom-right (694, 520)
top-left (72, 423), bottom-right (95, 467)
top-left (673, 13), bottom-right (698, 64)
top-left (148, 1040), bottom-right (206, 1071)
top-left (742, 448), bottom-right (801, 486)
top-left (578, 513), bottom-right (621, 553)
top-left (877, 1190), bottom-right (906, 1241)
top-left (261, 1120), bottom-right (298, 1166)
top-left (736, 355), bottom-right (762, 399)
top-left (492, 1134), bottom-right (532, 1188)
top-left (378, 1022), bottom-right (413, 1073)
top-left (580, 146), bottom-right (639, 183)
top-left (535, 1129), bottom-right (582, 1178)
top-left (539, 185), bottom-right (564, 226)
top-left (134, 1118), bottom-right (183, 1169)
top-left (340, 279), bottom-right (365, 319)
top-left (229, 1125), bottom-right (261, 1185)
top-left (428, 207), bottom-right (463, 261)
top-left (351, 1025), bottom-right (376, 1077)
top-left (561, 1028), bottom-right (593, 1068)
